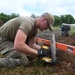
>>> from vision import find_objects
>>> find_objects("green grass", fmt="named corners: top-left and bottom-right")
top-left (70, 26), bottom-right (75, 35)
top-left (53, 26), bottom-right (60, 30)
top-left (54, 26), bottom-right (75, 35)
top-left (38, 26), bottom-right (75, 34)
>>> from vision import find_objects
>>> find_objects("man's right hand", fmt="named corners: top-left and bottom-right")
top-left (37, 49), bottom-right (50, 58)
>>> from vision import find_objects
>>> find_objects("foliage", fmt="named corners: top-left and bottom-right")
top-left (60, 14), bottom-right (75, 24)
top-left (54, 14), bottom-right (75, 26)
top-left (30, 13), bottom-right (75, 26)
top-left (30, 14), bottom-right (36, 18)
top-left (0, 13), bottom-right (20, 23)
top-left (54, 15), bottom-right (62, 26)
top-left (0, 12), bottom-right (75, 26)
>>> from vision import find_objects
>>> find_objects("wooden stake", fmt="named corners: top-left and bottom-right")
top-left (50, 33), bottom-right (57, 63)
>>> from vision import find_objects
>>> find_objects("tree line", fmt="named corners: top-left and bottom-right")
top-left (31, 14), bottom-right (75, 26)
top-left (0, 13), bottom-right (75, 26)
top-left (0, 13), bottom-right (19, 23)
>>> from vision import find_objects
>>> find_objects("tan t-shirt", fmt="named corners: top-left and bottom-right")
top-left (0, 17), bottom-right (37, 41)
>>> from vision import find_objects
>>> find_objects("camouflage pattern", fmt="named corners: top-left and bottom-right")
top-left (0, 37), bottom-right (29, 67)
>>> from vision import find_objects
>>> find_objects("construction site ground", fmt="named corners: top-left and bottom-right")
top-left (37, 30), bottom-right (75, 75)
top-left (37, 30), bottom-right (75, 46)
top-left (0, 30), bottom-right (75, 75)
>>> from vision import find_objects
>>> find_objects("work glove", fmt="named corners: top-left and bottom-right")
top-left (41, 46), bottom-right (51, 56)
top-left (37, 49), bottom-right (49, 58)
top-left (37, 46), bottom-right (51, 58)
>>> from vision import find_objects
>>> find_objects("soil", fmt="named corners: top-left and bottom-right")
top-left (37, 30), bottom-right (75, 46)
top-left (37, 30), bottom-right (75, 75)
top-left (0, 30), bottom-right (75, 75)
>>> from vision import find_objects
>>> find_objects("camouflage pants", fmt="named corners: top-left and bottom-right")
top-left (0, 37), bottom-right (29, 67)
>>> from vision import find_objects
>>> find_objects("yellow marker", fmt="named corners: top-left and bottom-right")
top-left (42, 57), bottom-right (52, 63)
top-left (42, 46), bottom-right (49, 50)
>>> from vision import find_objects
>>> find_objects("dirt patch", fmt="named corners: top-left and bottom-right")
top-left (56, 36), bottom-right (75, 46)
top-left (37, 30), bottom-right (75, 46)
top-left (37, 30), bottom-right (75, 75)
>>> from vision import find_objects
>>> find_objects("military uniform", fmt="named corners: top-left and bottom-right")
top-left (0, 17), bottom-right (37, 67)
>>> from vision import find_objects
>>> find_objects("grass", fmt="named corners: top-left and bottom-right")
top-left (54, 26), bottom-right (75, 35)
top-left (70, 26), bottom-right (75, 35)
top-left (0, 58), bottom-right (59, 75)
top-left (0, 67), bottom-right (56, 75)
top-left (38, 26), bottom-right (75, 34)
top-left (53, 26), bottom-right (60, 30)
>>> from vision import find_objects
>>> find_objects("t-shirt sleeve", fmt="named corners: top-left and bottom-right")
top-left (19, 20), bottom-right (33, 35)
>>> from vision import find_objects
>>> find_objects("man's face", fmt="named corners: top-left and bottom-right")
top-left (39, 18), bottom-right (49, 31)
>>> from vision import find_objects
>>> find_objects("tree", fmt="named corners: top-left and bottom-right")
top-left (60, 14), bottom-right (75, 24)
top-left (0, 13), bottom-right (19, 23)
top-left (54, 15), bottom-right (62, 26)
top-left (65, 14), bottom-right (75, 24)
top-left (10, 13), bottom-right (20, 19)
top-left (60, 15), bottom-right (66, 23)
top-left (30, 14), bottom-right (36, 18)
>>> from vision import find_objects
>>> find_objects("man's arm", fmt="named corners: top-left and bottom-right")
top-left (28, 37), bottom-right (41, 50)
top-left (14, 29), bottom-right (38, 57)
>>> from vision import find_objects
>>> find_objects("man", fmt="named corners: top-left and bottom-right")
top-left (0, 12), bottom-right (54, 67)
top-left (61, 23), bottom-right (71, 36)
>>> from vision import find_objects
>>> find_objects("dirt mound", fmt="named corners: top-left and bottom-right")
top-left (37, 30), bottom-right (75, 46)
top-left (37, 30), bottom-right (75, 75)
top-left (56, 36), bottom-right (75, 46)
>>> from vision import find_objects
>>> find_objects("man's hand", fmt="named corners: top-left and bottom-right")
top-left (37, 46), bottom-right (51, 58)
top-left (37, 48), bottom-right (50, 58)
